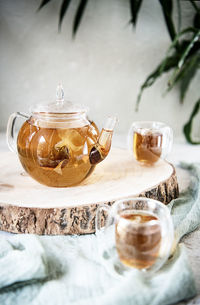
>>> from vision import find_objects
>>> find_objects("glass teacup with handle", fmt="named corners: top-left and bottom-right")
top-left (96, 197), bottom-right (174, 275)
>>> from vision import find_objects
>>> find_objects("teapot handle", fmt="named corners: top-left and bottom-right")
top-left (7, 112), bottom-right (29, 153)
top-left (95, 204), bottom-right (111, 234)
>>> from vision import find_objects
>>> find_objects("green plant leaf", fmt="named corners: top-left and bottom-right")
top-left (167, 30), bottom-right (200, 88)
top-left (129, 0), bottom-right (143, 25)
top-left (160, 28), bottom-right (197, 63)
top-left (37, 0), bottom-right (52, 11)
top-left (136, 28), bottom-right (199, 111)
top-left (176, 0), bottom-right (181, 33)
top-left (183, 98), bottom-right (200, 144)
top-left (180, 39), bottom-right (200, 57)
top-left (180, 54), bottom-right (200, 102)
top-left (164, 64), bottom-right (184, 94)
top-left (73, 0), bottom-right (88, 37)
top-left (58, 0), bottom-right (72, 31)
top-left (194, 12), bottom-right (200, 29)
top-left (159, 0), bottom-right (176, 41)
top-left (165, 53), bottom-right (199, 95)
top-left (178, 30), bottom-right (200, 68)
top-left (189, 0), bottom-right (200, 14)
top-left (136, 53), bottom-right (179, 110)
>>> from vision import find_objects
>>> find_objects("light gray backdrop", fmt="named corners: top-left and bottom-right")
top-left (0, 0), bottom-right (199, 138)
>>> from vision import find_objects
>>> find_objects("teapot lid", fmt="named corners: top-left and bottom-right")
top-left (31, 84), bottom-right (87, 114)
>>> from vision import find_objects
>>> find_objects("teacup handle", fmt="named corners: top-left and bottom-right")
top-left (95, 204), bottom-right (111, 234)
top-left (7, 112), bottom-right (29, 153)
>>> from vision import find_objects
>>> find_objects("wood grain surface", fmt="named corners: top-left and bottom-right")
top-left (0, 148), bottom-right (179, 235)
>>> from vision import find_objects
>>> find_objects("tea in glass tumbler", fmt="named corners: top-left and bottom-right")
top-left (128, 121), bottom-right (173, 165)
top-left (96, 197), bottom-right (174, 274)
top-left (115, 211), bottom-right (161, 269)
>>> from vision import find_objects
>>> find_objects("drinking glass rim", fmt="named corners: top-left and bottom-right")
top-left (113, 197), bottom-right (169, 227)
top-left (130, 120), bottom-right (170, 130)
top-left (116, 209), bottom-right (161, 227)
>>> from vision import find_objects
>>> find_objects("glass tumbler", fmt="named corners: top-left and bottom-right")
top-left (96, 197), bottom-right (174, 274)
top-left (128, 121), bottom-right (173, 165)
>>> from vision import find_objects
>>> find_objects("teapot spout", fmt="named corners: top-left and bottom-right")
top-left (89, 116), bottom-right (117, 165)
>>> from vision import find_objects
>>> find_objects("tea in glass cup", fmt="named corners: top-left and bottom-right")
top-left (128, 122), bottom-right (173, 165)
top-left (115, 210), bottom-right (161, 269)
top-left (96, 197), bottom-right (174, 274)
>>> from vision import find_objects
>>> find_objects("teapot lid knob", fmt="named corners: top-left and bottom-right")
top-left (56, 83), bottom-right (64, 105)
top-left (30, 83), bottom-right (88, 114)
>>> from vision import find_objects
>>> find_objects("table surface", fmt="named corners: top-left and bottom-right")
top-left (0, 133), bottom-right (200, 304)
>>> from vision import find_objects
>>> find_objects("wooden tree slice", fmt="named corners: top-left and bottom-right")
top-left (0, 148), bottom-right (179, 235)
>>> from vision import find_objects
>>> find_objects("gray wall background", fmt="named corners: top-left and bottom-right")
top-left (0, 0), bottom-right (199, 138)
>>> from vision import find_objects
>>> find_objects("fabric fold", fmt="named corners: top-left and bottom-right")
top-left (0, 235), bottom-right (49, 290)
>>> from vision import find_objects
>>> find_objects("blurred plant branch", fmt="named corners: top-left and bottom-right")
top-left (135, 0), bottom-right (200, 144)
top-left (38, 0), bottom-right (200, 143)
top-left (38, 0), bottom-right (89, 37)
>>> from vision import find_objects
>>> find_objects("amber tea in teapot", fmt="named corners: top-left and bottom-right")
top-left (17, 121), bottom-right (99, 187)
top-left (7, 84), bottom-right (117, 187)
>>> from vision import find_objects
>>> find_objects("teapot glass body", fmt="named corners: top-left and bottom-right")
top-left (7, 111), bottom-right (116, 187)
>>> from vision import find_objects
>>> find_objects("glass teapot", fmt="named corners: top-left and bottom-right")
top-left (7, 84), bottom-right (117, 187)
